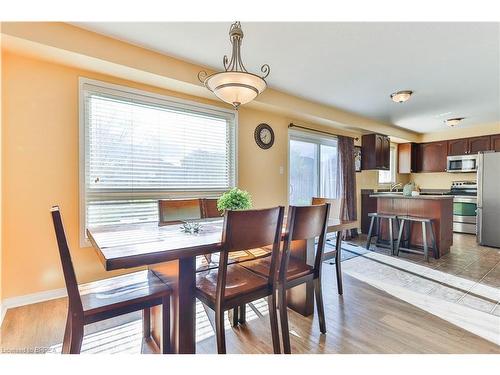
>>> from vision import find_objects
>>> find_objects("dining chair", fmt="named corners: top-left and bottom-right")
top-left (195, 206), bottom-right (285, 354)
top-left (51, 206), bottom-right (172, 354)
top-left (312, 197), bottom-right (344, 220)
top-left (200, 198), bottom-right (222, 219)
top-left (158, 198), bottom-right (202, 225)
top-left (242, 203), bottom-right (331, 354)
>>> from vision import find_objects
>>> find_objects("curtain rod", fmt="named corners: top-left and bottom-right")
top-left (288, 123), bottom-right (359, 141)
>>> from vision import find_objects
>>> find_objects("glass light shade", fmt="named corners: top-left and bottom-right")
top-left (205, 71), bottom-right (267, 107)
top-left (445, 118), bottom-right (464, 127)
top-left (390, 91), bottom-right (413, 103)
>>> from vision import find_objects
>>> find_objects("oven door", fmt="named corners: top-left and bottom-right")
top-left (453, 196), bottom-right (477, 234)
top-left (447, 155), bottom-right (478, 173)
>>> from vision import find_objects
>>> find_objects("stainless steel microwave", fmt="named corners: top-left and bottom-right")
top-left (447, 155), bottom-right (478, 173)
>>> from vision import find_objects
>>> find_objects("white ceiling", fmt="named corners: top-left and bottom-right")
top-left (74, 22), bottom-right (500, 134)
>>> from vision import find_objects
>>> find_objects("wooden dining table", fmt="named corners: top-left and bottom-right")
top-left (87, 217), bottom-right (357, 354)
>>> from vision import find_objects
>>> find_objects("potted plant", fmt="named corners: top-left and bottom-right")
top-left (217, 188), bottom-right (252, 212)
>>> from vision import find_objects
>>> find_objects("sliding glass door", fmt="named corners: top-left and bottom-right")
top-left (289, 132), bottom-right (339, 205)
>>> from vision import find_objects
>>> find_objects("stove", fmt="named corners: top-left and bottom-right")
top-left (446, 181), bottom-right (477, 234)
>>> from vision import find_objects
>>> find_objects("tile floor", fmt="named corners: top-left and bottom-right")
top-left (344, 232), bottom-right (500, 344)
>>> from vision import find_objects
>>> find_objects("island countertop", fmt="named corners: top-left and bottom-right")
top-left (370, 194), bottom-right (453, 200)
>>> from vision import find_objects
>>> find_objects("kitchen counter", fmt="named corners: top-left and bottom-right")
top-left (372, 194), bottom-right (454, 256)
top-left (370, 194), bottom-right (453, 200)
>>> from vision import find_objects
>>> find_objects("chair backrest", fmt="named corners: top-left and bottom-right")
top-left (311, 197), bottom-right (344, 220)
top-left (158, 199), bottom-right (202, 225)
top-left (282, 204), bottom-right (330, 280)
top-left (216, 207), bottom-right (285, 304)
top-left (200, 198), bottom-right (222, 218)
top-left (51, 206), bottom-right (83, 315)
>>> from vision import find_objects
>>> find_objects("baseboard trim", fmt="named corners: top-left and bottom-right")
top-left (1, 288), bottom-right (67, 325)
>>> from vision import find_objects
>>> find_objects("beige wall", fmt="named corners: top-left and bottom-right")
top-left (2, 51), bottom-right (376, 299)
top-left (0, 28), bottom-right (3, 306)
top-left (410, 172), bottom-right (476, 190)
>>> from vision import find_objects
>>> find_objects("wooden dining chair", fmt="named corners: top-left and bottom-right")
top-left (195, 206), bottom-right (285, 354)
top-left (312, 197), bottom-right (344, 220)
top-left (198, 198), bottom-right (273, 327)
top-left (200, 198), bottom-right (222, 218)
top-left (158, 198), bottom-right (202, 225)
top-left (242, 203), bottom-right (331, 354)
top-left (51, 206), bottom-right (172, 354)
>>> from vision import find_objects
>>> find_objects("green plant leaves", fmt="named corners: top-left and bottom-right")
top-left (217, 187), bottom-right (252, 211)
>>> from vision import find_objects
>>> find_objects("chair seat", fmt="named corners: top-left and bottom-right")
top-left (195, 264), bottom-right (270, 307)
top-left (79, 270), bottom-right (170, 318)
top-left (241, 256), bottom-right (314, 282)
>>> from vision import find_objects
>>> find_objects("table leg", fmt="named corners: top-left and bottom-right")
top-left (286, 238), bottom-right (315, 316)
top-left (150, 256), bottom-right (196, 354)
top-left (335, 231), bottom-right (343, 295)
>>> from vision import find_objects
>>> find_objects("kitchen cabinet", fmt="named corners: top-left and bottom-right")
top-left (468, 136), bottom-right (491, 153)
top-left (490, 134), bottom-right (500, 152)
top-left (417, 141), bottom-right (448, 172)
top-left (398, 143), bottom-right (418, 173)
top-left (448, 138), bottom-right (469, 156)
top-left (361, 133), bottom-right (390, 170)
top-left (448, 135), bottom-right (491, 155)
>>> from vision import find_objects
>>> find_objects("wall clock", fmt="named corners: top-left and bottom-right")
top-left (254, 123), bottom-right (275, 149)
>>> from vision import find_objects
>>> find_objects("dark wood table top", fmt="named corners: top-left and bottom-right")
top-left (87, 218), bottom-right (357, 271)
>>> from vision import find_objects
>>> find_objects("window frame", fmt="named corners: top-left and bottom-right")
top-left (287, 129), bottom-right (339, 205)
top-left (79, 77), bottom-right (238, 246)
top-left (378, 145), bottom-right (397, 185)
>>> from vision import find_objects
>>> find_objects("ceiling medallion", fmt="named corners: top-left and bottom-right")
top-left (198, 21), bottom-right (270, 110)
top-left (390, 90), bottom-right (413, 103)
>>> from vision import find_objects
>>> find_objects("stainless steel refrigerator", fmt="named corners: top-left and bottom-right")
top-left (477, 152), bottom-right (500, 248)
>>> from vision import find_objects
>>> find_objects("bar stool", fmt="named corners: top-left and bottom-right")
top-left (365, 212), bottom-right (399, 255)
top-left (395, 216), bottom-right (439, 262)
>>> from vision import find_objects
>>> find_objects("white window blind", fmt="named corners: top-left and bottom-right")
top-left (80, 79), bottom-right (236, 239)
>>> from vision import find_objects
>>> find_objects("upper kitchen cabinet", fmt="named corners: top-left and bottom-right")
top-left (468, 136), bottom-right (491, 153)
top-left (448, 135), bottom-right (491, 155)
top-left (447, 138), bottom-right (469, 156)
top-left (417, 140), bottom-right (448, 172)
top-left (398, 143), bottom-right (418, 174)
top-left (361, 133), bottom-right (390, 170)
top-left (491, 134), bottom-right (500, 152)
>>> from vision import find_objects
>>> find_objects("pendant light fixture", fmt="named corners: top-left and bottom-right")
top-left (198, 21), bottom-right (270, 109)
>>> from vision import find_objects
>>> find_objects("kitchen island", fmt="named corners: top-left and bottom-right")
top-left (370, 194), bottom-right (454, 255)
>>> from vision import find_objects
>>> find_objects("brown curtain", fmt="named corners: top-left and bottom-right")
top-left (337, 136), bottom-right (357, 239)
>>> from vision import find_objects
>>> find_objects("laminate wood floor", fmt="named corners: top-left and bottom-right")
top-left (2, 258), bottom-right (499, 354)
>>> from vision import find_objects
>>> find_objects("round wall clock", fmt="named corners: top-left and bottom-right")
top-left (254, 123), bottom-right (275, 149)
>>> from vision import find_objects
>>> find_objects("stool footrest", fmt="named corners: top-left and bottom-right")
top-left (396, 247), bottom-right (426, 256)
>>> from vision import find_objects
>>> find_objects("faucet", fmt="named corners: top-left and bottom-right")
top-left (390, 183), bottom-right (402, 192)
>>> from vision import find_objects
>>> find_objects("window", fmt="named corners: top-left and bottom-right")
top-left (80, 79), bottom-right (236, 243)
top-left (289, 131), bottom-right (338, 205)
top-left (378, 146), bottom-right (397, 184)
